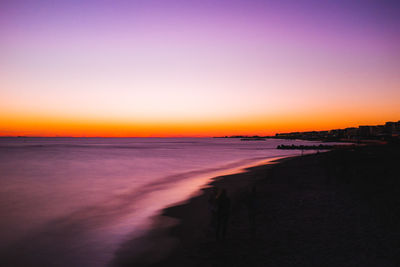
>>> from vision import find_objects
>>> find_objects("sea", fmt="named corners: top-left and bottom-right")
top-left (0, 137), bottom-right (327, 266)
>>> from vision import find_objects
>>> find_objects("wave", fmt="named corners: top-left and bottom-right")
top-left (0, 155), bottom-right (282, 266)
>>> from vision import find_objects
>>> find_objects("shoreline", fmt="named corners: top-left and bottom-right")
top-left (113, 144), bottom-right (400, 266)
top-left (111, 155), bottom-right (297, 266)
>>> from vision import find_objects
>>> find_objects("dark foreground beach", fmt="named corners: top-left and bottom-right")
top-left (113, 143), bottom-right (400, 267)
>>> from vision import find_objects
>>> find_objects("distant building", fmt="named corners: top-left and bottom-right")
top-left (371, 125), bottom-right (385, 137)
top-left (344, 127), bottom-right (359, 139)
top-left (385, 121), bottom-right (400, 136)
top-left (359, 126), bottom-right (373, 137)
top-left (329, 129), bottom-right (345, 138)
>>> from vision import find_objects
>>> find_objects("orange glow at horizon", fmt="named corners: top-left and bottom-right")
top-left (1, 109), bottom-right (399, 137)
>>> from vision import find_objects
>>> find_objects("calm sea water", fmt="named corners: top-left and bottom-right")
top-left (0, 137), bottom-right (323, 266)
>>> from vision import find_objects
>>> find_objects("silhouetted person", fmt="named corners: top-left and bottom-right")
top-left (216, 189), bottom-right (230, 241)
top-left (208, 187), bottom-right (219, 229)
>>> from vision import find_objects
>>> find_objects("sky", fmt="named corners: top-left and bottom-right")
top-left (1, 0), bottom-right (399, 137)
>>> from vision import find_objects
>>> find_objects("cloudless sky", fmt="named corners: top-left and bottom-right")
top-left (1, 0), bottom-right (399, 136)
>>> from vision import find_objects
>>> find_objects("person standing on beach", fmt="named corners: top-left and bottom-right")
top-left (208, 187), bottom-right (219, 229)
top-left (216, 189), bottom-right (231, 241)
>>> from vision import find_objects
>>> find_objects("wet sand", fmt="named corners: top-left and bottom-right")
top-left (113, 144), bottom-right (400, 267)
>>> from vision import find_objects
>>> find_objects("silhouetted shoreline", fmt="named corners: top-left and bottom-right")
top-left (113, 143), bottom-right (400, 266)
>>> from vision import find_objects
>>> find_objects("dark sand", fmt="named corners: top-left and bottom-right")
top-left (113, 144), bottom-right (400, 267)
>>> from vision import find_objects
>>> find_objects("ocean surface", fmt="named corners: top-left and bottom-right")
top-left (0, 137), bottom-right (326, 266)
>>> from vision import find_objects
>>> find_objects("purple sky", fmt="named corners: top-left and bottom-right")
top-left (1, 0), bottom-right (399, 136)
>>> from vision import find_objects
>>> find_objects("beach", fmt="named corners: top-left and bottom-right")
top-left (114, 143), bottom-right (400, 267)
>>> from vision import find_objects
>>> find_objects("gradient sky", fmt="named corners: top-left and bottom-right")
top-left (1, 0), bottom-right (399, 136)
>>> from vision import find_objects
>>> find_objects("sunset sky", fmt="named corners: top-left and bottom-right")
top-left (1, 0), bottom-right (399, 137)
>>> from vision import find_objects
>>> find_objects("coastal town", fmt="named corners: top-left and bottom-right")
top-left (275, 120), bottom-right (400, 141)
top-left (216, 120), bottom-right (400, 142)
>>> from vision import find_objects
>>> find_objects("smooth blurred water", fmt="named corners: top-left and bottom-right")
top-left (0, 137), bottom-right (323, 266)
